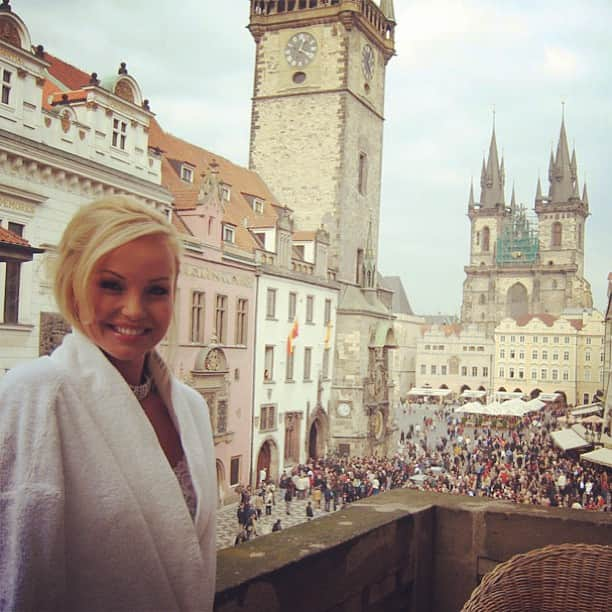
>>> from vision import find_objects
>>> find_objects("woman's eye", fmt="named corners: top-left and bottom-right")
top-left (100, 280), bottom-right (122, 291)
top-left (149, 285), bottom-right (169, 296)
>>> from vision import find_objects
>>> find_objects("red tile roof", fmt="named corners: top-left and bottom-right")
top-left (49, 90), bottom-right (87, 105)
top-left (44, 51), bottom-right (91, 90)
top-left (515, 314), bottom-right (557, 327)
top-left (0, 226), bottom-right (31, 247)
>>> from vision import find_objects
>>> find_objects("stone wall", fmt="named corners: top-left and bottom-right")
top-left (215, 488), bottom-right (612, 612)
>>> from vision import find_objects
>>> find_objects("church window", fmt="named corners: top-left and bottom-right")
top-left (482, 226), bottom-right (490, 252)
top-left (358, 152), bottom-right (368, 195)
top-left (112, 117), bottom-right (127, 150)
top-left (1, 68), bottom-right (11, 105)
top-left (551, 222), bottom-right (562, 247)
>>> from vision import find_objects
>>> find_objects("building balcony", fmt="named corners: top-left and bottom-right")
top-left (215, 488), bottom-right (612, 611)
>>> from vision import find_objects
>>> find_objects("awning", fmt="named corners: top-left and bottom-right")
top-left (538, 393), bottom-right (560, 402)
top-left (495, 391), bottom-right (525, 401)
top-left (460, 390), bottom-right (486, 398)
top-left (571, 403), bottom-right (603, 417)
top-left (550, 428), bottom-right (591, 452)
top-left (580, 448), bottom-right (612, 468)
top-left (407, 387), bottom-right (452, 397)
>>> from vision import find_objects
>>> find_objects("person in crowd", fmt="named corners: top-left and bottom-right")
top-left (272, 519), bottom-right (282, 532)
top-left (0, 197), bottom-right (217, 611)
top-left (306, 501), bottom-right (314, 520)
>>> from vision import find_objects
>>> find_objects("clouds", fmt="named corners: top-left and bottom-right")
top-left (14, 0), bottom-right (612, 314)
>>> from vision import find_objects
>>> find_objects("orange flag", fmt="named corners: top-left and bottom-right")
top-left (287, 318), bottom-right (299, 354)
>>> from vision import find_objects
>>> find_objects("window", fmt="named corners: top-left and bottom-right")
top-left (483, 366), bottom-right (488, 377)
top-left (266, 288), bottom-right (277, 319)
top-left (563, 369), bottom-right (569, 381)
top-left (260, 405), bottom-right (276, 431)
top-left (553, 336), bottom-right (559, 344)
top-left (585, 368), bottom-right (591, 382)
top-left (532, 350), bottom-right (538, 360)
top-left (324, 298), bottom-right (332, 325)
top-left (510, 349), bottom-right (516, 359)
top-left (358, 152), bottom-right (368, 194)
top-left (425, 345), bottom-right (431, 350)
top-left (230, 456), bottom-right (241, 486)
top-left (303, 347), bottom-right (312, 380)
top-left (542, 350), bottom-right (548, 360)
top-left (1, 69), bottom-right (11, 105)
top-left (216, 400), bottom-right (227, 434)
top-left (112, 118), bottom-right (127, 150)
top-left (519, 335), bottom-right (525, 344)
top-left (286, 350), bottom-right (294, 381)
top-left (563, 351), bottom-right (569, 361)
top-left (499, 367), bottom-right (505, 377)
top-left (264, 345), bottom-right (274, 381)
top-left (518, 368), bottom-right (524, 379)
top-left (252, 198), bottom-right (264, 214)
top-left (552, 352), bottom-right (558, 361)
top-left (3, 261), bottom-right (21, 324)
top-left (222, 224), bottom-right (235, 243)
top-left (235, 298), bottom-right (248, 345)
top-left (471, 366), bottom-right (478, 377)
top-left (420, 364), bottom-right (426, 375)
top-left (306, 295), bottom-right (314, 323)
top-left (500, 349), bottom-right (505, 359)
top-left (431, 365), bottom-right (437, 375)
top-left (519, 350), bottom-right (525, 360)
top-left (533, 336), bottom-right (539, 344)
top-left (552, 369), bottom-right (559, 381)
top-left (322, 347), bottom-right (330, 379)
top-left (181, 165), bottom-right (194, 183)
top-left (543, 336), bottom-right (549, 344)
top-left (510, 335), bottom-right (516, 343)
top-left (551, 221), bottom-right (562, 247)
top-left (441, 365), bottom-right (447, 375)
top-left (214, 294), bottom-right (227, 342)
top-left (585, 351), bottom-right (591, 362)
top-left (509, 368), bottom-right (515, 379)
top-left (221, 185), bottom-right (231, 201)
top-left (288, 292), bottom-right (297, 320)
top-left (190, 291), bottom-right (205, 343)
top-left (564, 336), bottom-right (570, 344)
top-left (531, 369), bottom-right (537, 380)
top-left (500, 336), bottom-right (505, 343)
top-left (482, 226), bottom-right (490, 252)
top-left (541, 368), bottom-right (547, 380)
top-left (586, 337), bottom-right (592, 345)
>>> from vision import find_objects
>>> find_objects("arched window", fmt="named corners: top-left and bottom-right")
top-left (507, 283), bottom-right (528, 319)
top-left (482, 226), bottom-right (490, 252)
top-left (551, 222), bottom-right (562, 247)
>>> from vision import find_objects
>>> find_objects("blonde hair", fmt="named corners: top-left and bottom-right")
top-left (54, 196), bottom-right (181, 334)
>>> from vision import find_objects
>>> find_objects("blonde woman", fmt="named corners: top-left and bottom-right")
top-left (0, 197), bottom-right (216, 611)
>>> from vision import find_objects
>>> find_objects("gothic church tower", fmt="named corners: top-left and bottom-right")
top-left (462, 116), bottom-right (593, 335)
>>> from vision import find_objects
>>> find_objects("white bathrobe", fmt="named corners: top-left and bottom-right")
top-left (0, 332), bottom-right (216, 612)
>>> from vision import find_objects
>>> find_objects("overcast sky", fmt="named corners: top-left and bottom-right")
top-left (17, 0), bottom-right (611, 315)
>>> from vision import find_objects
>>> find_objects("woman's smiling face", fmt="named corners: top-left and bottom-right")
top-left (83, 234), bottom-right (176, 383)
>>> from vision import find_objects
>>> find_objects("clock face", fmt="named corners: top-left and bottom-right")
top-left (285, 32), bottom-right (318, 68)
top-left (337, 402), bottom-right (351, 418)
top-left (205, 348), bottom-right (220, 371)
top-left (361, 44), bottom-right (374, 80)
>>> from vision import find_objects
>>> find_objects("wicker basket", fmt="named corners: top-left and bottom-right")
top-left (461, 543), bottom-right (612, 612)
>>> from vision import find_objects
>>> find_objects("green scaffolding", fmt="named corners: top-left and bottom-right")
top-left (496, 205), bottom-right (539, 265)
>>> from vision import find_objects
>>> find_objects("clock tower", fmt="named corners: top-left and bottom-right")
top-left (248, 0), bottom-right (395, 283)
top-left (247, 1), bottom-right (399, 458)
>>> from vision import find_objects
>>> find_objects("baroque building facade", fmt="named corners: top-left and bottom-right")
top-left (247, 0), bottom-right (399, 456)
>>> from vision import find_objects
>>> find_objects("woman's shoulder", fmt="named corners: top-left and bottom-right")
top-left (0, 356), bottom-right (64, 396)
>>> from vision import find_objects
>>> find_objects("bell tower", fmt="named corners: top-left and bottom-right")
top-left (247, 0), bottom-right (396, 284)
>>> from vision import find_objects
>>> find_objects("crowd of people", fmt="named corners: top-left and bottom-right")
top-left (234, 403), bottom-right (609, 544)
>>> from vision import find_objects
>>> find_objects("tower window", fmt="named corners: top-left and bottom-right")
top-left (358, 152), bottom-right (368, 195)
top-left (551, 222), bottom-right (562, 247)
top-left (482, 226), bottom-right (490, 252)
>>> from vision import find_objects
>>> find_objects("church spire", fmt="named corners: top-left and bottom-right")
top-left (479, 121), bottom-right (505, 208)
top-left (535, 176), bottom-right (543, 202)
top-left (510, 184), bottom-right (517, 211)
top-left (548, 111), bottom-right (576, 203)
top-left (582, 182), bottom-right (589, 211)
top-left (379, 0), bottom-right (396, 23)
top-left (468, 180), bottom-right (475, 208)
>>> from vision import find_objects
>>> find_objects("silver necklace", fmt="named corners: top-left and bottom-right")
top-left (129, 375), bottom-right (153, 401)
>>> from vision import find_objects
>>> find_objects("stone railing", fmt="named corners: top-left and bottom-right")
top-left (215, 488), bottom-right (612, 611)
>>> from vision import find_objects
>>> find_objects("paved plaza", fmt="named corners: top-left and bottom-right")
top-left (216, 491), bottom-right (340, 550)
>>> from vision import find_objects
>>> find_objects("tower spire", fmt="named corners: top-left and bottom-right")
top-left (535, 176), bottom-right (543, 202)
top-left (468, 179), bottom-right (475, 208)
top-left (549, 108), bottom-right (575, 203)
top-left (479, 119), bottom-right (505, 208)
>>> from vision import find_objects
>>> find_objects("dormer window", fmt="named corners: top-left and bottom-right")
top-left (112, 117), bottom-right (127, 150)
top-left (221, 185), bottom-right (231, 201)
top-left (181, 164), bottom-right (194, 183)
top-left (253, 198), bottom-right (264, 214)
top-left (222, 224), bottom-right (235, 243)
top-left (1, 69), bottom-right (12, 105)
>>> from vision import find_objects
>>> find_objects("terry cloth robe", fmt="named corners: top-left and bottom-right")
top-left (0, 331), bottom-right (216, 612)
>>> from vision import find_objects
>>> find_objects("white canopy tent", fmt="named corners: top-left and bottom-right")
top-left (550, 429), bottom-right (591, 452)
top-left (580, 448), bottom-right (612, 469)
top-left (407, 387), bottom-right (452, 398)
top-left (570, 403), bottom-right (603, 418)
top-left (538, 392), bottom-right (560, 402)
top-left (494, 391), bottom-right (525, 401)
top-left (460, 390), bottom-right (487, 399)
